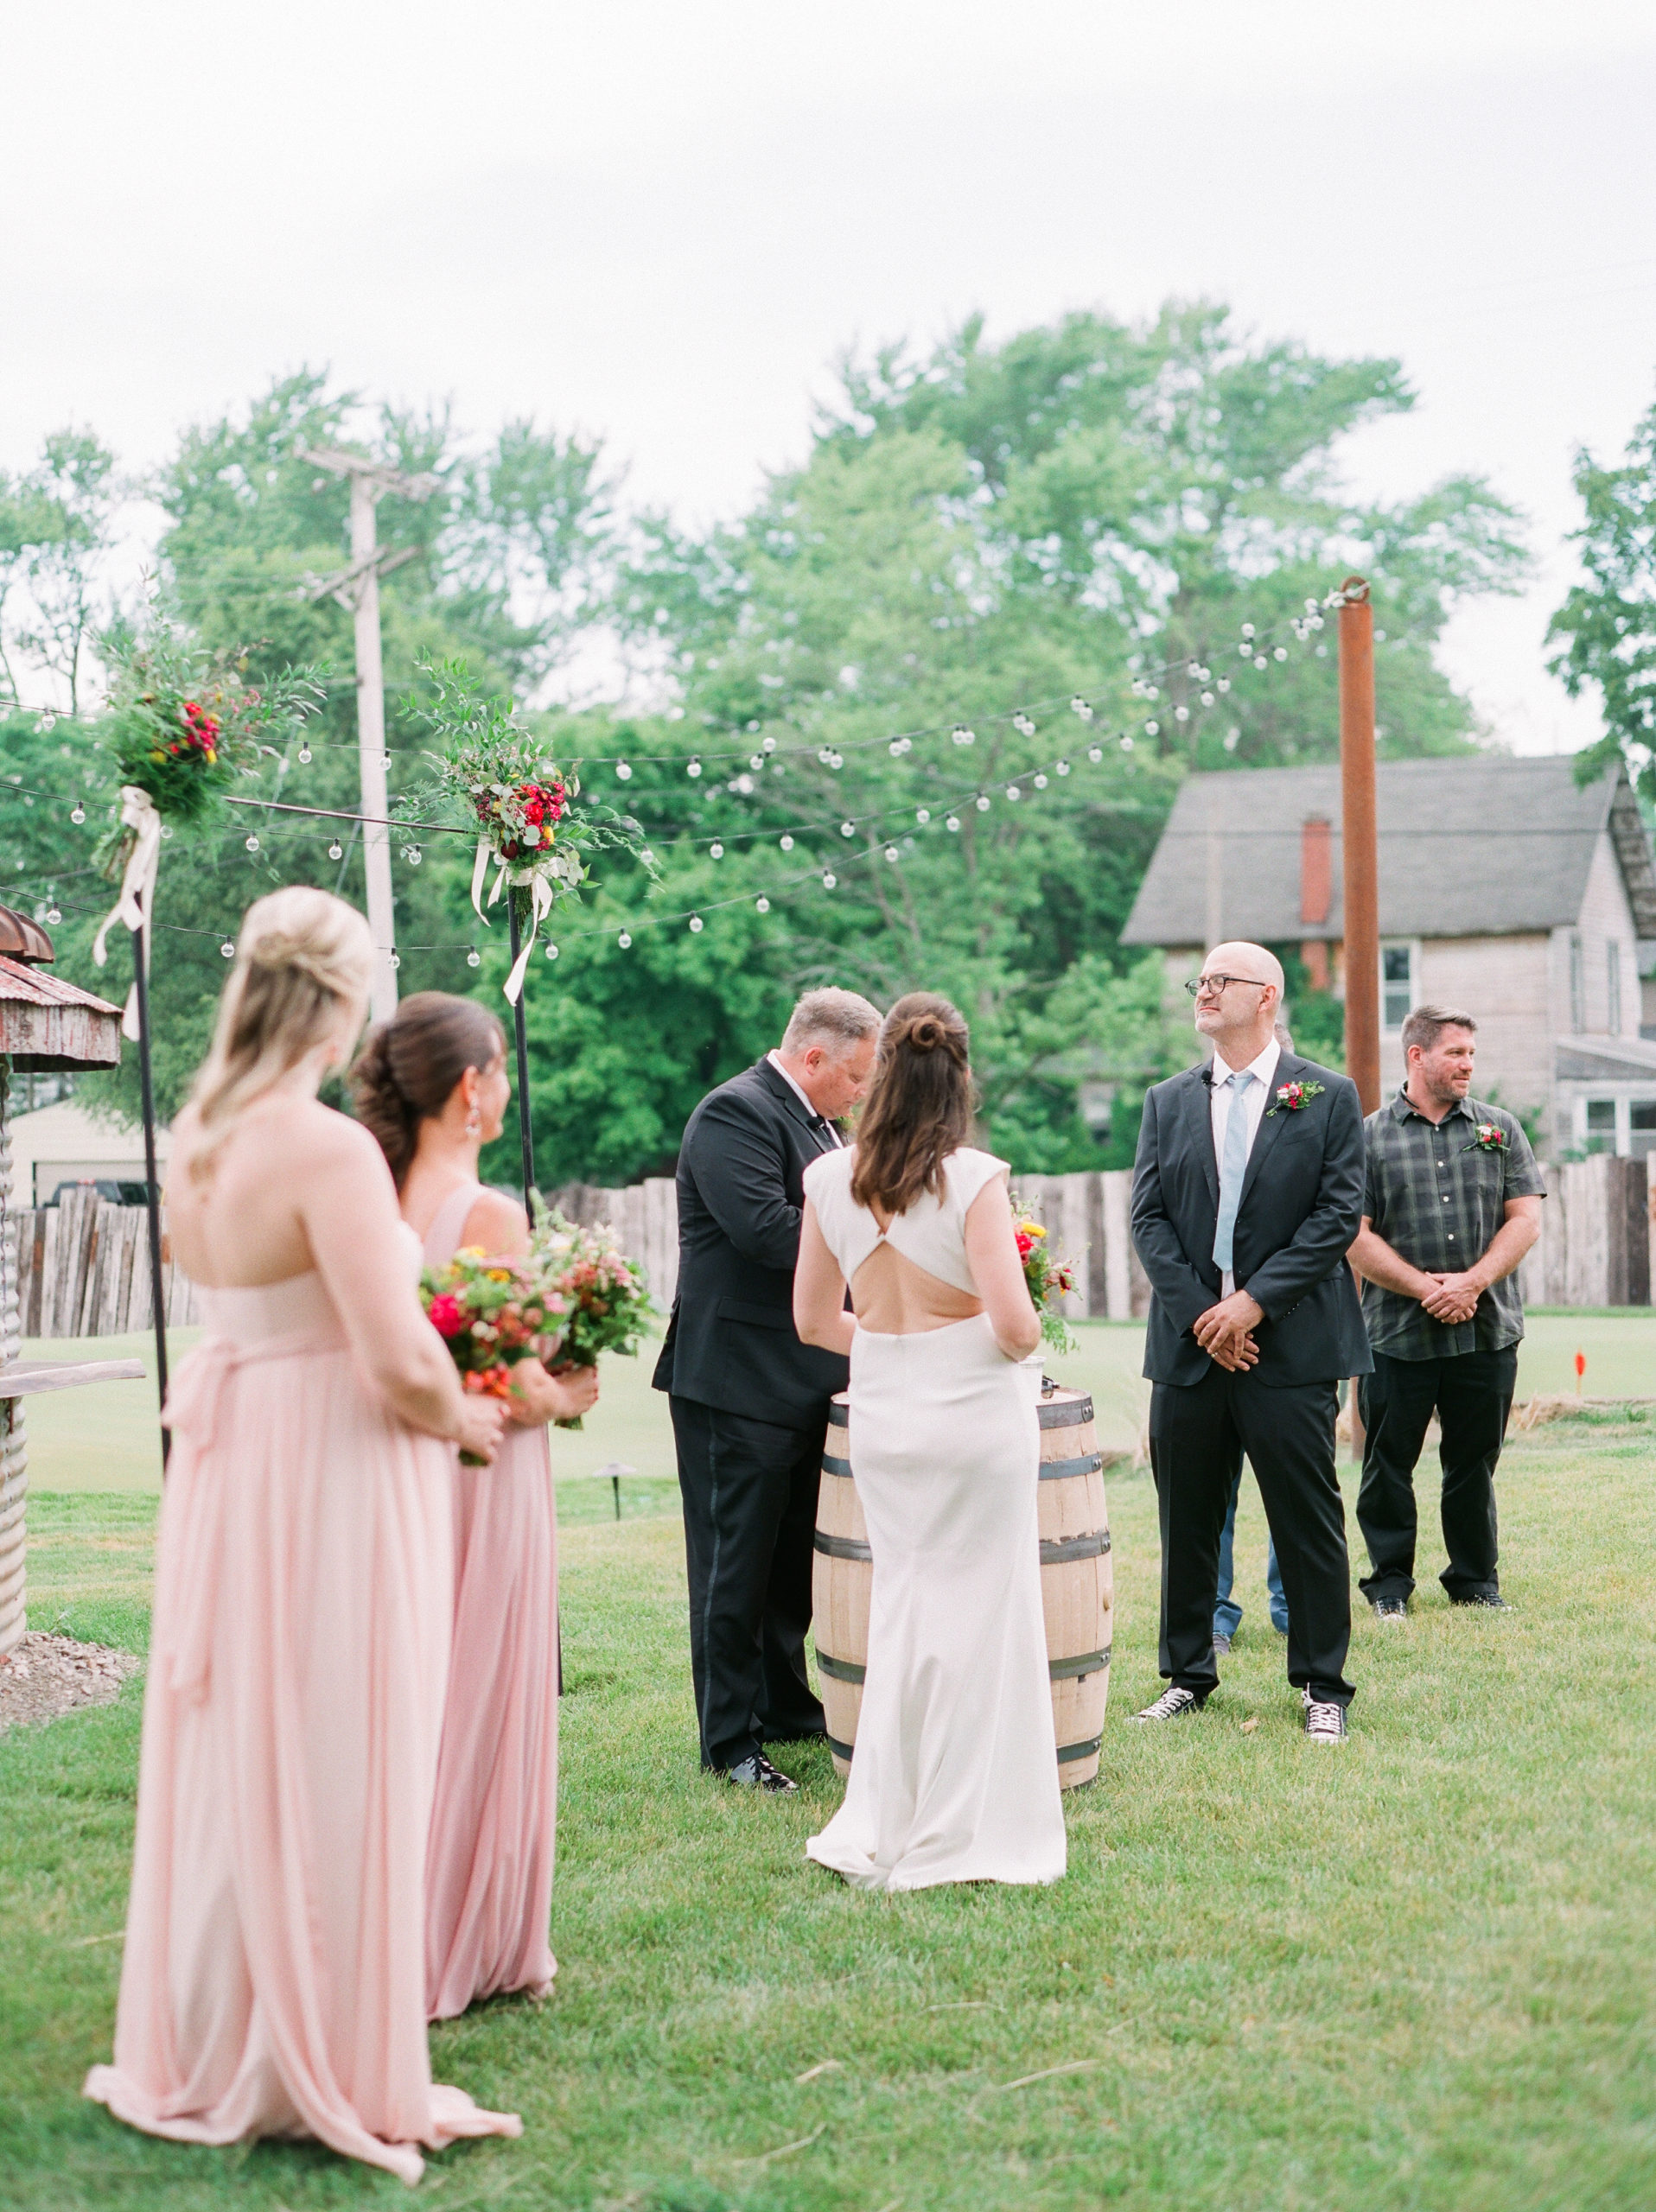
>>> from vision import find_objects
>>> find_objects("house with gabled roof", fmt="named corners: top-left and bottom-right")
top-left (1120, 755), bottom-right (1656, 1159)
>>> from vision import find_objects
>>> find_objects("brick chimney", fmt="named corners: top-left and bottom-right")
top-left (1300, 817), bottom-right (1332, 990)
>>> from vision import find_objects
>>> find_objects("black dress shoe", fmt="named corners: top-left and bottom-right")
top-left (720, 1751), bottom-right (799, 1793)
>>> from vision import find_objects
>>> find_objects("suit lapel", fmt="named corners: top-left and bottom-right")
top-left (755, 1057), bottom-right (836, 1154)
top-left (1181, 1066), bottom-right (1219, 1208)
top-left (1237, 1053), bottom-right (1296, 1211)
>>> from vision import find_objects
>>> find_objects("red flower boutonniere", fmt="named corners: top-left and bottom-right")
top-left (1265, 1079), bottom-right (1324, 1117)
top-left (1462, 1121), bottom-right (1509, 1154)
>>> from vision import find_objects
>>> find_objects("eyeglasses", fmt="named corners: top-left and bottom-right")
top-left (1184, 974), bottom-right (1270, 999)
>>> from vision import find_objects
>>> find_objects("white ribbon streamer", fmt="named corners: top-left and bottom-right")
top-left (469, 836), bottom-right (492, 924)
top-left (92, 786), bottom-right (163, 1042)
top-left (502, 872), bottom-right (556, 1005)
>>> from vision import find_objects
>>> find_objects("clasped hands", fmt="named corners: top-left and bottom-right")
top-left (1417, 1270), bottom-right (1481, 1324)
top-left (1193, 1289), bottom-right (1264, 1372)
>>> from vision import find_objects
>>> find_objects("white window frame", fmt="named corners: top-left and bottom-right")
top-left (1570, 931), bottom-right (1585, 1033)
top-left (1608, 939), bottom-right (1624, 1035)
top-left (1379, 939), bottom-right (1418, 1035)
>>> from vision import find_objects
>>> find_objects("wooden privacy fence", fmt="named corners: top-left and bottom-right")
top-left (10, 1154), bottom-right (1654, 1343)
top-left (8, 1186), bottom-right (199, 1338)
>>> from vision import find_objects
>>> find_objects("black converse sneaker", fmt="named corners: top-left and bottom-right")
top-left (721, 1751), bottom-right (799, 1793)
top-left (1303, 1699), bottom-right (1347, 1744)
top-left (1132, 1685), bottom-right (1206, 1723)
top-left (1373, 1595), bottom-right (1408, 1622)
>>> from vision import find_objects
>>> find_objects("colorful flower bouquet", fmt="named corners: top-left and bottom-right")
top-left (1011, 1200), bottom-right (1080, 1357)
top-left (404, 657), bottom-right (656, 1001)
top-left (99, 620), bottom-right (325, 843)
top-left (527, 1199), bottom-right (659, 1429)
top-left (420, 1247), bottom-right (565, 1462)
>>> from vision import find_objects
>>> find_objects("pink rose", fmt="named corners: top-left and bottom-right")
top-left (427, 1294), bottom-right (465, 1338)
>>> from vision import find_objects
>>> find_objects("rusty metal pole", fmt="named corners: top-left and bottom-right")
top-left (1338, 575), bottom-right (1380, 1467)
top-left (1339, 576), bottom-right (1380, 1116)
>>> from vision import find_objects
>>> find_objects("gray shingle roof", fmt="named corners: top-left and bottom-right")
top-left (1119, 757), bottom-right (1656, 946)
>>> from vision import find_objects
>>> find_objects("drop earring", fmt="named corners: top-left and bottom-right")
top-left (464, 1106), bottom-right (481, 1139)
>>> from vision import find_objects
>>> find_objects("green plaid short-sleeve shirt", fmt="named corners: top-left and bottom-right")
top-left (1361, 1092), bottom-right (1546, 1360)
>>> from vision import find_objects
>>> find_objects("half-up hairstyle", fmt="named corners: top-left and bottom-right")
top-left (350, 991), bottom-right (506, 1191)
top-left (850, 992), bottom-right (974, 1217)
top-left (188, 887), bottom-right (373, 1179)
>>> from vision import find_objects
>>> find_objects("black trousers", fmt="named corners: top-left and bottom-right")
top-left (669, 1395), bottom-right (827, 1770)
top-left (1357, 1346), bottom-right (1517, 1604)
top-left (1150, 1368), bottom-right (1354, 1708)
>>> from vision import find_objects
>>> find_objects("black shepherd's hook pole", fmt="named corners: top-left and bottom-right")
top-left (132, 912), bottom-right (170, 1473)
top-left (506, 893), bottom-right (535, 1203)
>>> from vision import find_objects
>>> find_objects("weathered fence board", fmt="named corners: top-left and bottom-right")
top-left (10, 1199), bottom-right (201, 1338)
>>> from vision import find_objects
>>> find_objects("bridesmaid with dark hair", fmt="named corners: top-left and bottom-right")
top-left (353, 992), bottom-right (598, 2018)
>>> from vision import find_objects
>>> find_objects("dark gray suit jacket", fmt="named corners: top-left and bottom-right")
top-left (651, 1058), bottom-right (850, 1426)
top-left (1131, 1051), bottom-right (1372, 1389)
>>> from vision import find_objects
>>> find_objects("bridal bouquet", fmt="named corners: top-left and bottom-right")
top-left (421, 1248), bottom-right (565, 1462)
top-left (1011, 1203), bottom-right (1080, 1358)
top-left (527, 1200), bottom-right (659, 1429)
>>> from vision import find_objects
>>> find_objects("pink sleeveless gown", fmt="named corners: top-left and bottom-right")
top-left (422, 1182), bottom-right (560, 2020)
top-left (83, 1247), bottom-right (520, 2183)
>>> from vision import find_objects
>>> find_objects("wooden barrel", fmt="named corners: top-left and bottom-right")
top-left (812, 1384), bottom-right (1114, 1789)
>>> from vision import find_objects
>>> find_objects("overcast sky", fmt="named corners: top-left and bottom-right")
top-left (5, 0), bottom-right (1654, 749)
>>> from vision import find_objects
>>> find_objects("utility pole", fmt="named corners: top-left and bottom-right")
top-left (302, 450), bottom-right (438, 1023)
top-left (1338, 574), bottom-right (1380, 1116)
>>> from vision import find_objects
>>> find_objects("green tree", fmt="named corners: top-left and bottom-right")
top-left (1548, 389), bottom-right (1656, 797)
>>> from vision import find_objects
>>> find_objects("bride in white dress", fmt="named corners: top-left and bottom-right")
top-left (793, 993), bottom-right (1067, 1891)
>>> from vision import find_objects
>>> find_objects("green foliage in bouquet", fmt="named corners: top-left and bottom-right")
top-left (1010, 1193), bottom-right (1080, 1358)
top-left (528, 1197), bottom-right (659, 1428)
top-left (99, 618), bottom-right (326, 832)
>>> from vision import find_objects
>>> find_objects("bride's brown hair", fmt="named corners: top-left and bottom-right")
top-left (350, 992), bottom-right (506, 1191)
top-left (850, 992), bottom-right (974, 1217)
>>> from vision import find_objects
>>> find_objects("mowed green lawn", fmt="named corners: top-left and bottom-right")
top-left (16, 1311), bottom-right (1653, 1496)
top-left (4, 1367), bottom-right (1656, 2209)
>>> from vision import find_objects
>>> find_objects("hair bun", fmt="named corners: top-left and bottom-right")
top-left (907, 1015), bottom-right (946, 1052)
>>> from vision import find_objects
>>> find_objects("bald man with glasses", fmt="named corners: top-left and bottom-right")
top-left (1130, 942), bottom-right (1370, 1742)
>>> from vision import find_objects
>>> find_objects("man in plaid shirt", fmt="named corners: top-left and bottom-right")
top-left (1350, 1005), bottom-right (1545, 1618)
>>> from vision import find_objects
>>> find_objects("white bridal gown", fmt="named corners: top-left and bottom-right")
top-left (802, 1145), bottom-right (1066, 1891)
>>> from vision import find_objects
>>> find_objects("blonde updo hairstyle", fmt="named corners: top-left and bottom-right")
top-left (350, 993), bottom-right (506, 1192)
top-left (187, 887), bottom-right (374, 1178)
top-left (850, 991), bottom-right (975, 1217)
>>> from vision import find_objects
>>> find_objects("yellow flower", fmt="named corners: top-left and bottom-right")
top-left (487, 1268), bottom-right (511, 1282)
top-left (1021, 1222), bottom-right (1047, 1239)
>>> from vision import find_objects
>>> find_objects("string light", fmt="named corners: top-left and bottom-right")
top-left (389, 952), bottom-right (401, 970)
top-left (468, 948), bottom-right (481, 968)
top-left (1033, 774), bottom-right (1048, 790)
top-left (952, 726), bottom-right (975, 747)
top-left (916, 807), bottom-right (931, 823)
top-left (70, 803), bottom-right (86, 824)
top-left (618, 931), bottom-right (633, 949)
top-left (1006, 786), bottom-right (1022, 802)
top-left (884, 845), bottom-right (899, 862)
top-left (975, 795), bottom-right (990, 812)
top-left (404, 845), bottom-right (423, 865)
top-left (710, 842), bottom-right (724, 859)
top-left (780, 834), bottom-right (794, 850)
top-left (220, 940), bottom-right (235, 958)
top-left (1013, 713), bottom-right (1035, 736)
top-left (755, 896), bottom-right (770, 912)
top-left (245, 835), bottom-right (260, 852)
top-left (1146, 720), bottom-right (1160, 736)
top-left (946, 815), bottom-right (960, 832)
top-left (545, 942), bottom-right (559, 960)
top-left (1056, 760), bottom-right (1070, 776)
top-left (687, 758), bottom-right (702, 779)
top-left (822, 872), bottom-right (837, 889)
top-left (616, 762), bottom-right (633, 779)
top-left (328, 841), bottom-right (343, 860)
top-left (45, 904), bottom-right (61, 925)
top-left (1087, 746), bottom-right (1103, 763)
top-left (297, 745), bottom-right (312, 765)
top-left (840, 822), bottom-right (855, 838)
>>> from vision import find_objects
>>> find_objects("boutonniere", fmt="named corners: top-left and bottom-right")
top-left (1265, 1079), bottom-right (1324, 1117)
top-left (1462, 1121), bottom-right (1508, 1154)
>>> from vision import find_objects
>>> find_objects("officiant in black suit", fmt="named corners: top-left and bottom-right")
top-left (1130, 941), bottom-right (1369, 1743)
top-left (654, 988), bottom-right (882, 1791)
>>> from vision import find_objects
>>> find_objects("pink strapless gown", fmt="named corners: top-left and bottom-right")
top-left (84, 1254), bottom-right (521, 2185)
top-left (422, 1183), bottom-right (559, 2020)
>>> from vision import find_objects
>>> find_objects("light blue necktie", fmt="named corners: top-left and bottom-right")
top-left (1212, 1069), bottom-right (1256, 1274)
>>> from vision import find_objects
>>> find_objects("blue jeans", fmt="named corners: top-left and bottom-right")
top-left (1213, 1463), bottom-right (1289, 1639)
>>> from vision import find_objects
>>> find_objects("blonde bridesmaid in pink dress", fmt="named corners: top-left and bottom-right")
top-left (353, 994), bottom-right (598, 2020)
top-left (84, 890), bottom-right (519, 2185)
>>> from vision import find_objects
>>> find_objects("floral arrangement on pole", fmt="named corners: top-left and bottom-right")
top-left (420, 1247), bottom-right (565, 1464)
top-left (1010, 1198), bottom-right (1080, 1357)
top-left (527, 1198), bottom-right (659, 1429)
top-left (406, 658), bottom-right (655, 1003)
top-left (90, 619), bottom-right (326, 1034)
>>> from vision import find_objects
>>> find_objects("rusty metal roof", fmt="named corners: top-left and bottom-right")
top-left (0, 955), bottom-right (122, 1014)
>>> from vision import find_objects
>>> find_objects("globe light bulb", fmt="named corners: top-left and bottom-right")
top-left (1005, 786), bottom-right (1021, 801)
top-left (1056, 760), bottom-right (1070, 776)
top-left (689, 915), bottom-right (704, 933)
top-left (245, 835), bottom-right (260, 852)
top-left (1241, 622), bottom-right (1255, 639)
top-left (616, 762), bottom-right (633, 780)
top-left (1273, 646), bottom-right (1288, 662)
top-left (884, 845), bottom-right (899, 862)
top-left (1033, 773), bottom-right (1048, 789)
top-left (70, 804), bottom-right (86, 824)
top-left (1217, 677), bottom-right (1231, 694)
top-left (750, 754), bottom-right (763, 770)
top-left (1254, 655), bottom-right (1268, 670)
top-left (407, 847), bottom-right (422, 865)
top-left (1174, 707), bottom-right (1188, 723)
top-left (761, 735), bottom-right (777, 753)
top-left (840, 822), bottom-right (855, 838)
top-left (1087, 746), bottom-right (1103, 763)
top-left (220, 940), bottom-right (236, 957)
top-left (389, 952), bottom-right (401, 970)
top-left (710, 842), bottom-right (724, 859)
top-left (952, 724), bottom-right (974, 746)
top-left (545, 943), bottom-right (559, 960)
top-left (468, 949), bottom-right (481, 968)
top-left (1013, 713), bottom-right (1035, 736)
top-left (755, 896), bottom-right (770, 913)
top-left (822, 871), bottom-right (837, 888)
top-left (1201, 691), bottom-right (1215, 707)
top-left (975, 795), bottom-right (990, 812)
top-left (1146, 720), bottom-right (1160, 736)
top-left (780, 834), bottom-right (794, 850)
top-left (297, 745), bottom-right (312, 766)
top-left (328, 841), bottom-right (343, 861)
top-left (618, 931), bottom-right (633, 948)
top-left (1120, 735), bottom-right (1135, 752)
top-left (946, 816), bottom-right (960, 832)
top-left (687, 758), bottom-right (703, 778)
top-left (916, 807), bottom-right (931, 823)
top-left (46, 905), bottom-right (61, 925)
